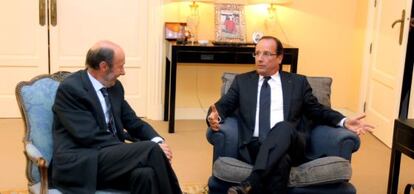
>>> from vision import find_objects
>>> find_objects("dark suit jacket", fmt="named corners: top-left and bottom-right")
top-left (213, 70), bottom-right (345, 163)
top-left (51, 70), bottom-right (159, 193)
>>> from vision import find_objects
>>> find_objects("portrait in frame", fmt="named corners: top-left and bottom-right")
top-left (165, 22), bottom-right (187, 40)
top-left (215, 4), bottom-right (246, 42)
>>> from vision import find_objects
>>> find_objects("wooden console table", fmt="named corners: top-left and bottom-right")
top-left (164, 43), bottom-right (299, 133)
top-left (387, 119), bottom-right (414, 194)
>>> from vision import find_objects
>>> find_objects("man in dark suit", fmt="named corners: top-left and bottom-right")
top-left (52, 40), bottom-right (182, 194)
top-left (207, 36), bottom-right (374, 194)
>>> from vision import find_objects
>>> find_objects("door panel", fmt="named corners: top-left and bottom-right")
top-left (366, 0), bottom-right (412, 147)
top-left (0, 0), bottom-right (48, 117)
top-left (49, 0), bottom-right (148, 116)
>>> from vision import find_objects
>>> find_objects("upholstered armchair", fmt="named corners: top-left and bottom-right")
top-left (15, 71), bottom-right (129, 194)
top-left (206, 72), bottom-right (361, 194)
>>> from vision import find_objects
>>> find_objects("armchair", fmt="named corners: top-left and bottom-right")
top-left (206, 73), bottom-right (361, 194)
top-left (15, 71), bottom-right (128, 194)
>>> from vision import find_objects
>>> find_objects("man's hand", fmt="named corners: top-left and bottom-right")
top-left (158, 142), bottom-right (173, 162)
top-left (208, 105), bottom-right (220, 131)
top-left (344, 113), bottom-right (375, 135)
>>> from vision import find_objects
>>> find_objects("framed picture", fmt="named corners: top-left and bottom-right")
top-left (215, 4), bottom-right (246, 42)
top-left (165, 22), bottom-right (186, 40)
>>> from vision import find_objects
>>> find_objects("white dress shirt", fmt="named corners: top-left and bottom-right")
top-left (253, 72), bottom-right (284, 137)
top-left (87, 72), bottom-right (163, 143)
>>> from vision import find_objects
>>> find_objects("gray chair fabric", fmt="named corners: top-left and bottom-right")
top-left (16, 71), bottom-right (129, 194)
top-left (213, 156), bottom-right (352, 187)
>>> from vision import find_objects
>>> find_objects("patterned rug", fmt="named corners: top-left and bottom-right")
top-left (0, 184), bottom-right (208, 194)
top-left (182, 183), bottom-right (209, 194)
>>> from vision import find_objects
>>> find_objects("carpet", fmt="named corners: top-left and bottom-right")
top-left (0, 184), bottom-right (208, 194)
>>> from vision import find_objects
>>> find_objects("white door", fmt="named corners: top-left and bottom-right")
top-left (0, 0), bottom-right (150, 118)
top-left (0, 0), bottom-right (49, 117)
top-left (49, 0), bottom-right (149, 116)
top-left (365, 0), bottom-right (413, 147)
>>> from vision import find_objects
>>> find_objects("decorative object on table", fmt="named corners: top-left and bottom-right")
top-left (165, 22), bottom-right (187, 41)
top-left (198, 40), bottom-right (209, 45)
top-left (215, 3), bottom-right (246, 43)
top-left (252, 32), bottom-right (264, 43)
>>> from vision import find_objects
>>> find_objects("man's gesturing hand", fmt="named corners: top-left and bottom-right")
top-left (208, 105), bottom-right (220, 131)
top-left (344, 113), bottom-right (375, 135)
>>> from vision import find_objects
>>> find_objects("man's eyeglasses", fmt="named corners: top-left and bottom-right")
top-left (252, 51), bottom-right (278, 58)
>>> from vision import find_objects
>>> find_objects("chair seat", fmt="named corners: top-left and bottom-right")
top-left (208, 176), bottom-right (356, 194)
top-left (30, 183), bottom-right (130, 194)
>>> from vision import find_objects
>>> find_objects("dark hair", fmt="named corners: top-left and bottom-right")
top-left (259, 36), bottom-right (284, 56)
top-left (85, 47), bottom-right (114, 70)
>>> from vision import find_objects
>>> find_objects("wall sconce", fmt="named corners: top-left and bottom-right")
top-left (173, 0), bottom-right (213, 42)
top-left (189, 1), bottom-right (200, 16)
top-left (248, 0), bottom-right (292, 18)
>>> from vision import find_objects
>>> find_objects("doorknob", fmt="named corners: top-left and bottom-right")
top-left (39, 0), bottom-right (46, 26)
top-left (391, 9), bottom-right (405, 45)
top-left (51, 0), bottom-right (57, 26)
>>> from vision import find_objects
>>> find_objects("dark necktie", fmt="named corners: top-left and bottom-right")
top-left (259, 76), bottom-right (271, 142)
top-left (100, 88), bottom-right (117, 136)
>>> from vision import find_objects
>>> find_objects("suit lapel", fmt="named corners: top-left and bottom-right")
top-left (80, 70), bottom-right (107, 129)
top-left (247, 72), bottom-right (259, 128)
top-left (280, 71), bottom-right (293, 120)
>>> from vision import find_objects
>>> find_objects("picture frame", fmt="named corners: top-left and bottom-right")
top-left (165, 22), bottom-right (187, 40)
top-left (215, 4), bottom-right (246, 42)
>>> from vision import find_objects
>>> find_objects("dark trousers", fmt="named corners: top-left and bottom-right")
top-left (246, 121), bottom-right (305, 194)
top-left (96, 141), bottom-right (182, 194)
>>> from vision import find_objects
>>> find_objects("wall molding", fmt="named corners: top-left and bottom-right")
top-left (146, 0), bottom-right (164, 120)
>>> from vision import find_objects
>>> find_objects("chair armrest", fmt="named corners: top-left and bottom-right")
top-left (25, 142), bottom-right (49, 194)
top-left (26, 143), bottom-right (48, 167)
top-left (308, 125), bottom-right (360, 161)
top-left (206, 117), bottom-right (239, 162)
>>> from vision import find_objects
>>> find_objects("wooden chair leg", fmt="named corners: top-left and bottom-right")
top-left (38, 158), bottom-right (48, 194)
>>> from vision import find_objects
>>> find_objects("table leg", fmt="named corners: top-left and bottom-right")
top-left (164, 57), bottom-right (170, 121)
top-left (387, 149), bottom-right (402, 194)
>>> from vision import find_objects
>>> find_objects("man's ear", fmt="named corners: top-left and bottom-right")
top-left (99, 61), bottom-right (109, 71)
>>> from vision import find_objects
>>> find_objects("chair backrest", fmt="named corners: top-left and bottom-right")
top-left (15, 71), bottom-right (71, 185)
top-left (220, 72), bottom-right (333, 107)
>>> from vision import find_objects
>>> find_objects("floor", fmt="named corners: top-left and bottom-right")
top-left (1, 118), bottom-right (414, 194)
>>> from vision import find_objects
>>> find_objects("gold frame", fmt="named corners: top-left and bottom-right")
top-left (214, 3), bottom-right (246, 42)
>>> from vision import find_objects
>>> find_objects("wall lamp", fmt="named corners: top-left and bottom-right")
top-left (248, 0), bottom-right (292, 18)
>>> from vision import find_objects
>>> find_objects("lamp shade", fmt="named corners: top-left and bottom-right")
top-left (247, 0), bottom-right (292, 5)
top-left (214, 0), bottom-right (248, 4)
top-left (165, 0), bottom-right (214, 3)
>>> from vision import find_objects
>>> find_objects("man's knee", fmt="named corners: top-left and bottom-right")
top-left (131, 167), bottom-right (156, 182)
top-left (130, 167), bottom-right (159, 193)
top-left (268, 121), bottom-right (297, 140)
top-left (272, 121), bottom-right (296, 133)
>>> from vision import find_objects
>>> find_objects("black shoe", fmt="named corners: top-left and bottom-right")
top-left (227, 182), bottom-right (252, 194)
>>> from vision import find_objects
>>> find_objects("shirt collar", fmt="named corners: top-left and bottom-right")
top-left (259, 71), bottom-right (279, 81)
top-left (87, 71), bottom-right (105, 92)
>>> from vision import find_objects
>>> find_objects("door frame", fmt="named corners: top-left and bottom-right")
top-left (146, 0), bottom-right (165, 120)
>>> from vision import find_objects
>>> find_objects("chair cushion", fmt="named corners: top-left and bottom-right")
top-left (213, 156), bottom-right (351, 187)
top-left (213, 157), bottom-right (252, 183)
top-left (221, 72), bottom-right (238, 96)
top-left (288, 156), bottom-right (351, 187)
top-left (20, 77), bottom-right (61, 182)
top-left (221, 73), bottom-right (332, 107)
top-left (306, 77), bottom-right (332, 107)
